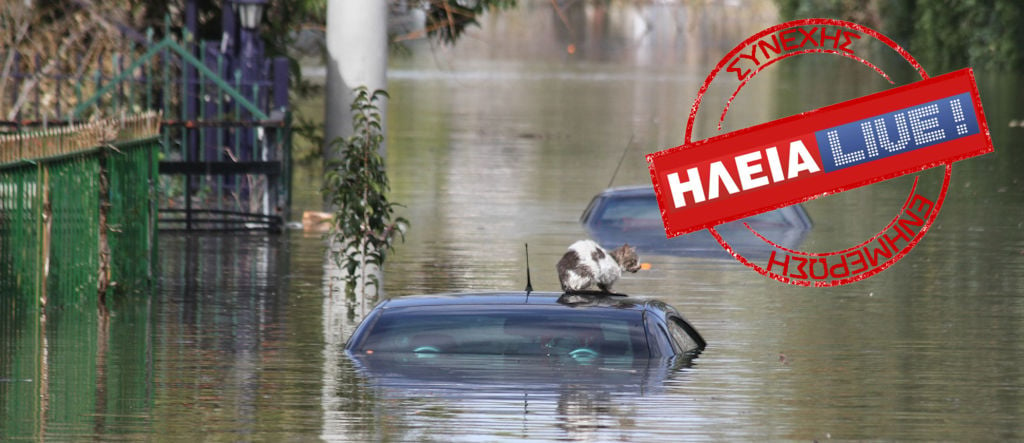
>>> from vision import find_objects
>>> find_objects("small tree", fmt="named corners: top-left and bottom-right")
top-left (322, 87), bottom-right (407, 297)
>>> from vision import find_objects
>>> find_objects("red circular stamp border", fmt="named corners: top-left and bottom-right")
top-left (685, 18), bottom-right (951, 287)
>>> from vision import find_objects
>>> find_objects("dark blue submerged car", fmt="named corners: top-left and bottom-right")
top-left (581, 185), bottom-right (812, 257)
top-left (345, 291), bottom-right (705, 365)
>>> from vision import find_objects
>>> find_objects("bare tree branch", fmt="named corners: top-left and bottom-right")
top-left (0, 0), bottom-right (135, 120)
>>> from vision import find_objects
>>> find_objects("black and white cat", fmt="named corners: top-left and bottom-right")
top-left (556, 239), bottom-right (640, 293)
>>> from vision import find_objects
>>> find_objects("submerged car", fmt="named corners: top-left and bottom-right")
top-left (345, 291), bottom-right (705, 363)
top-left (580, 185), bottom-right (812, 257)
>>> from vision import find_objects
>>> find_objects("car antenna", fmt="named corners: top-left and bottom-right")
top-left (524, 243), bottom-right (533, 294)
top-left (606, 133), bottom-right (635, 189)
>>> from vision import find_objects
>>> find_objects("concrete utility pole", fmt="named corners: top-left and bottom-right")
top-left (321, 0), bottom-right (389, 301)
top-left (323, 0), bottom-right (389, 165)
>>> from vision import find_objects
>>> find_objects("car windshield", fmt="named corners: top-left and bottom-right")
top-left (593, 195), bottom-right (662, 228)
top-left (592, 193), bottom-right (791, 229)
top-left (354, 305), bottom-right (649, 359)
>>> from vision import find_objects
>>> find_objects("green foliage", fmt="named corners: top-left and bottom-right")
top-left (424, 0), bottom-right (518, 44)
top-left (904, 0), bottom-right (1024, 74)
top-left (774, 0), bottom-right (881, 27)
top-left (322, 87), bottom-right (407, 295)
top-left (774, 0), bottom-right (1024, 73)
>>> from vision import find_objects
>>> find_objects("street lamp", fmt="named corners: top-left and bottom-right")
top-left (233, 0), bottom-right (266, 30)
top-left (232, 0), bottom-right (266, 69)
top-left (232, 0), bottom-right (266, 164)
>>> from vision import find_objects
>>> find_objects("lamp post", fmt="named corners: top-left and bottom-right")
top-left (235, 0), bottom-right (265, 29)
top-left (234, 0), bottom-right (265, 54)
top-left (233, 0), bottom-right (265, 70)
top-left (232, 0), bottom-right (265, 164)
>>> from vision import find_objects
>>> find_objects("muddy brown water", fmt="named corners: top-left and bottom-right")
top-left (3, 2), bottom-right (1024, 440)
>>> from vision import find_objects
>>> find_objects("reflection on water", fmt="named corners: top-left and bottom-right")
top-left (4, 1), bottom-right (1024, 440)
top-left (0, 298), bottom-right (152, 440)
top-left (325, 352), bottom-right (695, 442)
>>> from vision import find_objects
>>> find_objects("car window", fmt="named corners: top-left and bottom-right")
top-left (580, 196), bottom-right (603, 223)
top-left (642, 313), bottom-right (672, 358)
top-left (667, 317), bottom-right (702, 354)
top-left (740, 208), bottom-right (788, 227)
top-left (595, 196), bottom-right (662, 228)
top-left (355, 307), bottom-right (648, 360)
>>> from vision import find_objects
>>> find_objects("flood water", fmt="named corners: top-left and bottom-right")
top-left (4, 1), bottom-right (1024, 441)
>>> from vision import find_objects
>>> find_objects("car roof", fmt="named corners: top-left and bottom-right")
top-left (376, 291), bottom-right (655, 312)
top-left (594, 185), bottom-right (654, 198)
top-left (586, 184), bottom-right (811, 229)
top-left (351, 291), bottom-right (705, 356)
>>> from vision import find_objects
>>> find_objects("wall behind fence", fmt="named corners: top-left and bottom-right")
top-left (0, 112), bottom-right (161, 310)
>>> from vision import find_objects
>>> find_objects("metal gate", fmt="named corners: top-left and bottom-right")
top-left (67, 25), bottom-right (292, 232)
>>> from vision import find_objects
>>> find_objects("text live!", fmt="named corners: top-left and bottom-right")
top-left (646, 68), bottom-right (993, 238)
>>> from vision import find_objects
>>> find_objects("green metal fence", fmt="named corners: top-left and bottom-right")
top-left (0, 112), bottom-right (160, 310)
